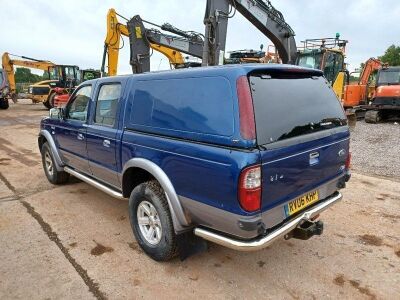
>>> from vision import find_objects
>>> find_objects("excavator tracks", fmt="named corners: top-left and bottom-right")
top-left (365, 110), bottom-right (381, 123)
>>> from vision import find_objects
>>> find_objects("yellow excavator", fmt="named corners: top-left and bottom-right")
top-left (295, 36), bottom-right (348, 100)
top-left (1, 52), bottom-right (55, 104)
top-left (101, 8), bottom-right (189, 76)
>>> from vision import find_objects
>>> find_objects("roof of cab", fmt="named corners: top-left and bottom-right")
top-left (381, 66), bottom-right (400, 72)
top-left (92, 63), bottom-right (323, 83)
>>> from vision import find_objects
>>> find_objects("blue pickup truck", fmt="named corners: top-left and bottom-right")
top-left (39, 64), bottom-right (350, 261)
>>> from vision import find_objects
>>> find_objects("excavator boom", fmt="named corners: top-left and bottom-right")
top-left (343, 58), bottom-right (383, 108)
top-left (359, 58), bottom-right (383, 85)
top-left (127, 15), bottom-right (204, 73)
top-left (102, 8), bottom-right (187, 76)
top-left (1, 52), bottom-right (55, 100)
top-left (126, 0), bottom-right (297, 73)
top-left (203, 0), bottom-right (297, 65)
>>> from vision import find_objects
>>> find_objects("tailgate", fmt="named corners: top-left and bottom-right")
top-left (259, 131), bottom-right (349, 213)
top-left (248, 69), bottom-right (350, 217)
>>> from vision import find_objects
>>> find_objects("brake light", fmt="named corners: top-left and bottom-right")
top-left (238, 165), bottom-right (261, 212)
top-left (345, 152), bottom-right (351, 169)
top-left (236, 76), bottom-right (256, 140)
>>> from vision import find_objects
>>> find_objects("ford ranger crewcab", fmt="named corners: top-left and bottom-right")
top-left (38, 64), bottom-right (351, 261)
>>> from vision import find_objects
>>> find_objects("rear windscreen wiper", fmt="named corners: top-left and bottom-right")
top-left (318, 118), bottom-right (347, 127)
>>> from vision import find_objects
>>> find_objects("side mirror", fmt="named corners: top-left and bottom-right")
top-left (49, 107), bottom-right (64, 120)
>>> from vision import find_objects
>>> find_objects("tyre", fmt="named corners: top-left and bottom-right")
top-left (41, 142), bottom-right (69, 184)
top-left (0, 98), bottom-right (9, 109)
top-left (43, 93), bottom-right (55, 109)
top-left (43, 100), bottom-right (52, 109)
top-left (129, 180), bottom-right (178, 261)
top-left (48, 92), bottom-right (57, 108)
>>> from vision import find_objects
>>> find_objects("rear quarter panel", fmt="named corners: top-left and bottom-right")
top-left (120, 72), bottom-right (259, 216)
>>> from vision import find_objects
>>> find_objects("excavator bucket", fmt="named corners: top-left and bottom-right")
top-left (346, 110), bottom-right (357, 132)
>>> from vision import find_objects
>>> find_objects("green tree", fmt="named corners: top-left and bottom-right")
top-left (14, 67), bottom-right (42, 83)
top-left (378, 45), bottom-right (400, 66)
top-left (42, 70), bottom-right (49, 80)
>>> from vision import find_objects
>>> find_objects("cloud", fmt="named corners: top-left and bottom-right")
top-left (1, 0), bottom-right (399, 75)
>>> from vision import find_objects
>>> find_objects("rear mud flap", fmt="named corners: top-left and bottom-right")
top-left (177, 232), bottom-right (208, 261)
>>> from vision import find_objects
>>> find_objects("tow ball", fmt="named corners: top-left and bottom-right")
top-left (284, 220), bottom-right (324, 240)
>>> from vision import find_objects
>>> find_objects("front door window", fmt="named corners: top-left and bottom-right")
top-left (66, 85), bottom-right (92, 122)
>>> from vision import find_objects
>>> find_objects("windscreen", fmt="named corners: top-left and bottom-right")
top-left (296, 52), bottom-right (323, 70)
top-left (0, 70), bottom-right (3, 86)
top-left (49, 67), bottom-right (60, 80)
top-left (377, 70), bottom-right (400, 85)
top-left (250, 72), bottom-right (347, 145)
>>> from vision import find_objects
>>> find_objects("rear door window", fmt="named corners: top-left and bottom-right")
top-left (250, 72), bottom-right (347, 145)
top-left (94, 84), bottom-right (121, 126)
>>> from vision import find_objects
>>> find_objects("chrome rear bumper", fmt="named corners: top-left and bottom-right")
top-left (194, 192), bottom-right (342, 251)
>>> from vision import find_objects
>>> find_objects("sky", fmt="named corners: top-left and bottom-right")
top-left (1, 0), bottom-right (399, 75)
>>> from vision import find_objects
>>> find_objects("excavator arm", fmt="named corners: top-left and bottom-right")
top-left (127, 15), bottom-right (204, 73)
top-left (202, 0), bottom-right (297, 65)
top-left (1, 52), bottom-right (54, 100)
top-left (101, 9), bottom-right (186, 76)
top-left (359, 58), bottom-right (383, 85)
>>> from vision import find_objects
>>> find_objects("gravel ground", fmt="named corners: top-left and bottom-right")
top-left (351, 120), bottom-right (400, 179)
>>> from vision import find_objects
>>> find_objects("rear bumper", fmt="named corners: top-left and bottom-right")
top-left (194, 192), bottom-right (342, 251)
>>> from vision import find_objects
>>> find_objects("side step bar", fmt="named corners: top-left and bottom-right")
top-left (64, 167), bottom-right (124, 200)
top-left (194, 192), bottom-right (342, 251)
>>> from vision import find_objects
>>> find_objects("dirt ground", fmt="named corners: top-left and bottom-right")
top-left (0, 100), bottom-right (399, 300)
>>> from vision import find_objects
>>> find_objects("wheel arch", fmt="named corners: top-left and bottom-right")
top-left (122, 158), bottom-right (190, 233)
top-left (38, 130), bottom-right (64, 171)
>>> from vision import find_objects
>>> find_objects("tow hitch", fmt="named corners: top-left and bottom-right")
top-left (285, 220), bottom-right (324, 240)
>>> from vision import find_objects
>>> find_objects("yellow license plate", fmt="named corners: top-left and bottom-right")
top-left (285, 190), bottom-right (319, 216)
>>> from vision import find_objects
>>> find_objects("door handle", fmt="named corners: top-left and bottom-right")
top-left (77, 133), bottom-right (84, 141)
top-left (309, 152), bottom-right (319, 166)
top-left (103, 139), bottom-right (111, 148)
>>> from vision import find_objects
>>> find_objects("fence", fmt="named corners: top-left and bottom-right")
top-left (16, 83), bottom-right (31, 93)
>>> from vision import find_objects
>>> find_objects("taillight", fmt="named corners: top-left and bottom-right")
top-left (236, 76), bottom-right (256, 140)
top-left (238, 165), bottom-right (261, 212)
top-left (345, 152), bottom-right (351, 169)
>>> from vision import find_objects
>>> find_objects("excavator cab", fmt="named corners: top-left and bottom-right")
top-left (296, 37), bottom-right (348, 99)
top-left (225, 49), bottom-right (266, 64)
top-left (80, 69), bottom-right (101, 82)
top-left (297, 49), bottom-right (344, 83)
top-left (48, 65), bottom-right (80, 88)
top-left (28, 64), bottom-right (80, 109)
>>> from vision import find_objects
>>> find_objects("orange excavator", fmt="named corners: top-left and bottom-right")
top-left (342, 58), bottom-right (383, 108)
top-left (364, 66), bottom-right (400, 123)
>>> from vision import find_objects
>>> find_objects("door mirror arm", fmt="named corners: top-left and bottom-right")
top-left (60, 108), bottom-right (66, 120)
top-left (49, 107), bottom-right (66, 120)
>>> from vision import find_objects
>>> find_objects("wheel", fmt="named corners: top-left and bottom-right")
top-left (48, 92), bottom-right (57, 108)
top-left (0, 98), bottom-right (9, 109)
top-left (40, 142), bottom-right (69, 184)
top-left (43, 100), bottom-right (52, 109)
top-left (43, 92), bottom-right (55, 109)
top-left (365, 110), bottom-right (381, 123)
top-left (129, 180), bottom-right (178, 261)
